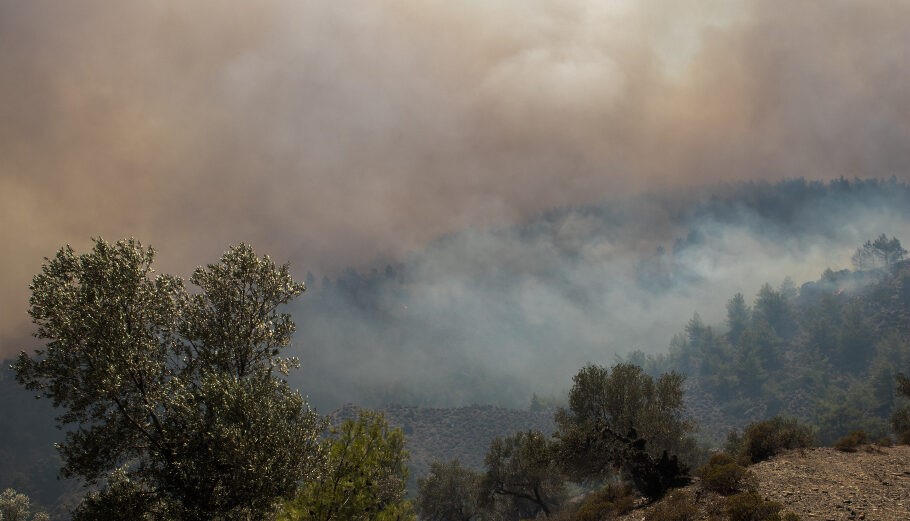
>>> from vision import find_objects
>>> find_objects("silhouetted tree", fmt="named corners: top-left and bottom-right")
top-left (481, 430), bottom-right (564, 518)
top-left (852, 234), bottom-right (907, 270)
top-left (555, 364), bottom-right (694, 500)
top-left (416, 461), bottom-right (483, 521)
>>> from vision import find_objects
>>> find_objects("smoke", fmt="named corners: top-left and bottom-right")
top-left (3, 1), bottom-right (910, 364)
top-left (291, 180), bottom-right (910, 409)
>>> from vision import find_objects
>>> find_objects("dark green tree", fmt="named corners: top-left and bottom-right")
top-left (481, 430), bottom-right (565, 518)
top-left (732, 327), bottom-right (770, 394)
top-left (753, 283), bottom-right (797, 339)
top-left (279, 410), bottom-right (414, 521)
top-left (14, 239), bottom-right (322, 520)
top-left (555, 364), bottom-right (695, 500)
top-left (416, 461), bottom-right (483, 521)
top-left (725, 293), bottom-right (751, 345)
top-left (852, 234), bottom-right (907, 271)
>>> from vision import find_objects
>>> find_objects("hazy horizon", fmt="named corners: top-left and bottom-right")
top-left (4, 1), bottom-right (910, 366)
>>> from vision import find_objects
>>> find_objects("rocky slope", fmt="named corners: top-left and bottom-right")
top-left (618, 445), bottom-right (910, 521)
top-left (753, 446), bottom-right (910, 521)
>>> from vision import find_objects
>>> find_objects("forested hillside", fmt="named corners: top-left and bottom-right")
top-left (640, 257), bottom-right (910, 445)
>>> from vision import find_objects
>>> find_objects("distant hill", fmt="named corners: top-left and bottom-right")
top-left (331, 404), bottom-right (555, 490)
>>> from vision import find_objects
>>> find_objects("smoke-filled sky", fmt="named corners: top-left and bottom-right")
top-left (2, 0), bottom-right (910, 358)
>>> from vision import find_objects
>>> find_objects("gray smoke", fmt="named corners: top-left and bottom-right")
top-left (2, 1), bottom-right (910, 369)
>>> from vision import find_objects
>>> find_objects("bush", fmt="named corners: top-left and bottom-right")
top-left (892, 406), bottom-right (910, 444)
top-left (733, 417), bottom-right (815, 464)
top-left (573, 483), bottom-right (636, 521)
top-left (644, 490), bottom-right (698, 521)
top-left (724, 492), bottom-right (784, 521)
top-left (696, 453), bottom-right (756, 495)
top-left (834, 431), bottom-right (868, 452)
top-left (875, 435), bottom-right (893, 447)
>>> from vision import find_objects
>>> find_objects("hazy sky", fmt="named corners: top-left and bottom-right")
top-left (2, 0), bottom-right (910, 356)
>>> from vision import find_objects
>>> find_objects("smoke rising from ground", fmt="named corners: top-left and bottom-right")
top-left (2, 1), bottom-right (910, 361)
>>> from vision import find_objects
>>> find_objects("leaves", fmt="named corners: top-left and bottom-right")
top-left (481, 430), bottom-right (565, 518)
top-left (280, 410), bottom-right (414, 521)
top-left (416, 461), bottom-right (483, 521)
top-left (554, 363), bottom-right (695, 499)
top-left (14, 239), bottom-right (321, 520)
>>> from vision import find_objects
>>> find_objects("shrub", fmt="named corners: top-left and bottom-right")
top-left (644, 490), bottom-right (698, 521)
top-left (875, 435), bottom-right (893, 447)
top-left (734, 417), bottom-right (815, 464)
top-left (696, 453), bottom-right (756, 495)
top-left (892, 406), bottom-right (910, 444)
top-left (573, 483), bottom-right (636, 521)
top-left (724, 492), bottom-right (784, 521)
top-left (834, 431), bottom-right (868, 452)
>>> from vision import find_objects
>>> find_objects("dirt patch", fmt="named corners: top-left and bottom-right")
top-left (752, 446), bottom-right (910, 521)
top-left (616, 445), bottom-right (910, 521)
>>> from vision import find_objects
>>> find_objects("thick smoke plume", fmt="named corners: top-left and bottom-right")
top-left (290, 180), bottom-right (910, 409)
top-left (2, 1), bottom-right (910, 363)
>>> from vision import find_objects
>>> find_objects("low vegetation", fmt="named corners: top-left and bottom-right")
top-left (723, 492), bottom-right (787, 521)
top-left (643, 490), bottom-right (698, 521)
top-left (571, 483), bottom-right (636, 521)
top-left (726, 417), bottom-right (816, 464)
top-left (696, 453), bottom-right (756, 495)
top-left (833, 431), bottom-right (869, 452)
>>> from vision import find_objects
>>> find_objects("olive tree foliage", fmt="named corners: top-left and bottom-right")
top-left (14, 239), bottom-right (323, 520)
top-left (555, 363), bottom-right (695, 500)
top-left (416, 460), bottom-right (483, 521)
top-left (480, 430), bottom-right (565, 519)
top-left (279, 410), bottom-right (414, 521)
top-left (0, 488), bottom-right (50, 521)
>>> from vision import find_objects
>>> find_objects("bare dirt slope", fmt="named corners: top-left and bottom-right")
top-left (618, 445), bottom-right (910, 521)
top-left (752, 446), bottom-right (910, 521)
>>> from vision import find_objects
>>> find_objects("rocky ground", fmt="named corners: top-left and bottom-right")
top-left (753, 446), bottom-right (910, 521)
top-left (617, 445), bottom-right (910, 521)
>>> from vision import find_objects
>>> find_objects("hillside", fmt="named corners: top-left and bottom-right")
top-left (634, 259), bottom-right (910, 447)
top-left (331, 404), bottom-right (555, 486)
top-left (618, 445), bottom-right (910, 521)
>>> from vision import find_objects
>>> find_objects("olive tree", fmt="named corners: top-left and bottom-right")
top-left (15, 239), bottom-right (322, 520)
top-left (480, 430), bottom-right (565, 519)
top-left (555, 363), bottom-right (695, 500)
top-left (416, 461), bottom-right (483, 521)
